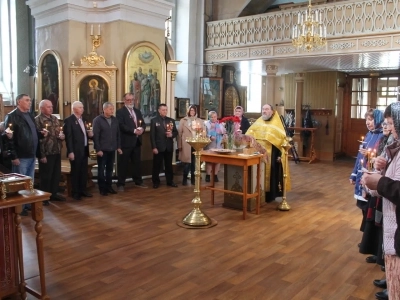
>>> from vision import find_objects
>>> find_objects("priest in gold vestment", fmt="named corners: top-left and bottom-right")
top-left (247, 104), bottom-right (291, 202)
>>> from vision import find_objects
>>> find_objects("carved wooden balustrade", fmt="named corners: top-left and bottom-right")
top-left (205, 0), bottom-right (400, 63)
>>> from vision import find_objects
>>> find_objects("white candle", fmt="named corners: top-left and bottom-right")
top-left (91, 24), bottom-right (93, 35)
top-left (98, 24), bottom-right (101, 35)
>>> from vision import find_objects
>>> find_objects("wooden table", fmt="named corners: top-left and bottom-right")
top-left (200, 151), bottom-right (262, 220)
top-left (0, 190), bottom-right (51, 300)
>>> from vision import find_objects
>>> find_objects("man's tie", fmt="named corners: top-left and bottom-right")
top-left (78, 118), bottom-right (87, 146)
top-left (129, 108), bottom-right (137, 127)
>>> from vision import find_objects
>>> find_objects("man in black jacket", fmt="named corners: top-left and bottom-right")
top-left (4, 94), bottom-right (48, 214)
top-left (63, 101), bottom-right (93, 200)
top-left (93, 102), bottom-right (122, 196)
top-left (116, 93), bottom-right (146, 191)
top-left (150, 104), bottom-right (178, 189)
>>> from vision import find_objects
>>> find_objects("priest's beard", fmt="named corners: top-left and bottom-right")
top-left (262, 111), bottom-right (273, 121)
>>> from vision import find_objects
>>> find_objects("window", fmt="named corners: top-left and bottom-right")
top-left (350, 75), bottom-right (400, 118)
top-left (351, 78), bottom-right (371, 118)
top-left (0, 0), bottom-right (17, 104)
top-left (377, 77), bottom-right (398, 111)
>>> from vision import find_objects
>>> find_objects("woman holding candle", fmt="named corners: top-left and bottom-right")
top-left (362, 102), bottom-right (400, 299)
top-left (177, 105), bottom-right (203, 185)
top-left (349, 108), bottom-right (384, 263)
top-left (204, 111), bottom-right (225, 182)
top-left (359, 119), bottom-right (392, 268)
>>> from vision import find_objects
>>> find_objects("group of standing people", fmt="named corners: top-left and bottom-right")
top-left (350, 105), bottom-right (400, 300)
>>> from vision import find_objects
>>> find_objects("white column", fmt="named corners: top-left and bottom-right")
top-left (174, 0), bottom-right (205, 105)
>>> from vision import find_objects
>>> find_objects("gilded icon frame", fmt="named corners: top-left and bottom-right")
top-left (125, 42), bottom-right (166, 124)
top-left (199, 77), bottom-right (223, 119)
top-left (36, 50), bottom-right (63, 118)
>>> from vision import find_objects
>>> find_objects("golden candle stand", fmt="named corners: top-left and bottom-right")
top-left (178, 133), bottom-right (217, 228)
top-left (277, 137), bottom-right (292, 211)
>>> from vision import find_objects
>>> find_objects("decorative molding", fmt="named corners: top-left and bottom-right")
top-left (205, 64), bottom-right (219, 77)
top-left (265, 65), bottom-right (278, 75)
top-left (207, 52), bottom-right (226, 61)
top-left (228, 50), bottom-right (248, 58)
top-left (360, 39), bottom-right (389, 48)
top-left (26, 0), bottom-right (173, 30)
top-left (250, 48), bottom-right (271, 56)
top-left (171, 73), bottom-right (177, 81)
top-left (274, 46), bottom-right (296, 55)
top-left (330, 42), bottom-right (356, 50)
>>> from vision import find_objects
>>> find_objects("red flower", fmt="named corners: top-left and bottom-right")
top-left (219, 116), bottom-right (240, 124)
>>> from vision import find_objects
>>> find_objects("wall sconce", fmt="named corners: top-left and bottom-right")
top-left (23, 64), bottom-right (37, 76)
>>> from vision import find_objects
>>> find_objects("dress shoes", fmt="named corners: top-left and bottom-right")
top-left (80, 192), bottom-right (93, 198)
top-left (50, 194), bottom-right (66, 202)
top-left (214, 175), bottom-right (219, 182)
top-left (375, 289), bottom-right (388, 300)
top-left (107, 188), bottom-right (117, 194)
top-left (135, 183), bottom-right (148, 188)
top-left (43, 200), bottom-right (50, 206)
top-left (366, 255), bottom-right (377, 263)
top-left (373, 279), bottom-right (387, 289)
top-left (167, 182), bottom-right (178, 187)
top-left (100, 191), bottom-right (108, 196)
top-left (205, 175), bottom-right (210, 182)
top-left (72, 195), bottom-right (82, 201)
top-left (153, 183), bottom-right (160, 189)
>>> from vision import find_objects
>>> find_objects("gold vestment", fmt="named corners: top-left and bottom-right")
top-left (247, 113), bottom-right (291, 192)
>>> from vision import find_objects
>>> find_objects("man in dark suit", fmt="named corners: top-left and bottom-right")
top-left (63, 101), bottom-right (93, 200)
top-left (150, 103), bottom-right (178, 189)
top-left (116, 93), bottom-right (146, 191)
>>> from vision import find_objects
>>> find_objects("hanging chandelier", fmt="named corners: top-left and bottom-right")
top-left (292, 0), bottom-right (327, 52)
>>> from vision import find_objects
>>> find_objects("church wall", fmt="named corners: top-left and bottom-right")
top-left (36, 20), bottom-right (165, 119)
top-left (282, 71), bottom-right (339, 161)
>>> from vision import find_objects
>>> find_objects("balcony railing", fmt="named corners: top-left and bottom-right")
top-left (206, 0), bottom-right (400, 49)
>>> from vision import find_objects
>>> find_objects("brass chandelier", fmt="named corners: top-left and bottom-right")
top-left (292, 0), bottom-right (327, 52)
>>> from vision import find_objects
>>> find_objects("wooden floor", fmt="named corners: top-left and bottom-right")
top-left (20, 158), bottom-right (385, 300)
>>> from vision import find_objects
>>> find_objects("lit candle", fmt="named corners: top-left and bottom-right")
top-left (8, 123), bottom-right (12, 129)
top-left (361, 136), bottom-right (364, 141)
top-left (139, 120), bottom-right (142, 127)
top-left (45, 123), bottom-right (49, 130)
top-left (60, 126), bottom-right (63, 132)
top-left (88, 123), bottom-right (92, 130)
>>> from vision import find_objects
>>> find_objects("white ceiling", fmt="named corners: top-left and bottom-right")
top-left (233, 51), bottom-right (400, 75)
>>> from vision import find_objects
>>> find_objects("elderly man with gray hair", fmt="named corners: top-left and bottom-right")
top-left (35, 99), bottom-right (66, 203)
top-left (93, 102), bottom-right (122, 196)
top-left (63, 101), bottom-right (93, 200)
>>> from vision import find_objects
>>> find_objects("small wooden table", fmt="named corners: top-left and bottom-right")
top-left (0, 190), bottom-right (51, 300)
top-left (200, 151), bottom-right (262, 220)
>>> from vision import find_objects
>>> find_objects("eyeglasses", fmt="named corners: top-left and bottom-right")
top-left (125, 98), bottom-right (134, 101)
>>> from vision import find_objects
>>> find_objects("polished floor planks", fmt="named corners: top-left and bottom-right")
top-left (19, 158), bottom-right (385, 299)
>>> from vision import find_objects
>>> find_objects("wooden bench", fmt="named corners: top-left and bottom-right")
top-left (35, 160), bottom-right (96, 197)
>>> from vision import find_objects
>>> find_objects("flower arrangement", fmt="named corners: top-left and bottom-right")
top-left (219, 116), bottom-right (241, 149)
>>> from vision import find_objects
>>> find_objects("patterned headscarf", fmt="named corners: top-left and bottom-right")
top-left (372, 109), bottom-right (384, 130)
top-left (391, 102), bottom-right (400, 139)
